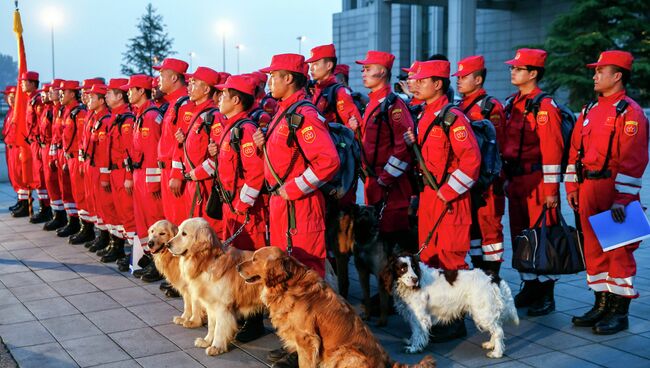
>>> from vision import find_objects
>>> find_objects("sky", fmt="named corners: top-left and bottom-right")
top-left (0, 0), bottom-right (342, 82)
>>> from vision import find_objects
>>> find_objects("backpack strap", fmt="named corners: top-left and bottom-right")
top-left (63, 105), bottom-right (86, 154)
top-left (415, 103), bottom-right (459, 188)
top-left (319, 83), bottom-right (345, 123)
top-left (171, 95), bottom-right (190, 126)
top-left (461, 93), bottom-right (487, 116)
top-left (136, 106), bottom-right (163, 129)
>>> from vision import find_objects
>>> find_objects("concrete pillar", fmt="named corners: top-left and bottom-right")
top-left (447, 0), bottom-right (476, 68)
top-left (410, 5), bottom-right (423, 62)
top-left (368, 0), bottom-right (392, 52)
top-left (429, 6), bottom-right (446, 57)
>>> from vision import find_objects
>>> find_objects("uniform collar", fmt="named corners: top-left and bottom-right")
top-left (111, 103), bottom-right (129, 115)
top-left (424, 94), bottom-right (450, 116)
top-left (278, 89), bottom-right (306, 110)
top-left (515, 86), bottom-right (542, 103)
top-left (193, 98), bottom-right (214, 112)
top-left (316, 75), bottom-right (337, 88)
top-left (94, 106), bottom-right (108, 116)
top-left (225, 110), bottom-right (249, 127)
top-left (598, 89), bottom-right (626, 105)
top-left (164, 86), bottom-right (188, 103)
top-left (368, 85), bottom-right (391, 103)
top-left (133, 100), bottom-right (154, 116)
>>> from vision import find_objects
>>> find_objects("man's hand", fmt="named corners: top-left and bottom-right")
top-left (207, 141), bottom-right (218, 157)
top-left (49, 160), bottom-right (57, 170)
top-left (252, 128), bottom-right (265, 148)
top-left (611, 203), bottom-right (626, 223)
top-left (169, 178), bottom-right (183, 197)
top-left (404, 127), bottom-right (416, 147)
top-left (278, 184), bottom-right (290, 200)
top-left (101, 181), bottom-right (111, 193)
top-left (152, 190), bottom-right (162, 200)
top-left (567, 191), bottom-right (579, 211)
top-left (545, 195), bottom-right (559, 209)
top-left (124, 179), bottom-right (134, 195)
top-left (174, 128), bottom-right (185, 143)
top-left (437, 190), bottom-right (448, 207)
top-left (348, 116), bottom-right (359, 131)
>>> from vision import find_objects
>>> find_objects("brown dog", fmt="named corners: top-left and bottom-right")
top-left (237, 246), bottom-right (436, 368)
top-left (167, 217), bottom-right (264, 356)
top-left (147, 220), bottom-right (204, 328)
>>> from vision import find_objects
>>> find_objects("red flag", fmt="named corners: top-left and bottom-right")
top-left (13, 6), bottom-right (33, 187)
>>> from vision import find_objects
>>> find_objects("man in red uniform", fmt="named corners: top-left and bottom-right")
top-left (354, 51), bottom-right (414, 249)
top-left (502, 48), bottom-right (564, 316)
top-left (154, 58), bottom-right (194, 226)
top-left (252, 53), bottom-right (340, 368)
top-left (2, 86), bottom-right (22, 209)
top-left (57, 80), bottom-right (87, 237)
top-left (454, 55), bottom-right (506, 276)
top-left (404, 60), bottom-right (482, 341)
top-left (566, 51), bottom-right (648, 335)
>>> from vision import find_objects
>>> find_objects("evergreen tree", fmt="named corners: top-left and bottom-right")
top-left (121, 3), bottom-right (175, 76)
top-left (0, 53), bottom-right (18, 91)
top-left (533, 0), bottom-right (649, 110)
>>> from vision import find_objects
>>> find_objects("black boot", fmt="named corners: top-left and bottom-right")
top-left (140, 262), bottom-right (163, 282)
top-left (429, 317), bottom-right (467, 343)
top-left (9, 199), bottom-right (21, 212)
top-left (44, 210), bottom-right (67, 231)
top-left (69, 221), bottom-right (95, 244)
top-left (165, 287), bottom-right (181, 298)
top-left (101, 236), bottom-right (125, 263)
top-left (267, 348), bottom-right (288, 364)
top-left (471, 255), bottom-right (483, 270)
top-left (11, 199), bottom-right (30, 218)
top-left (88, 230), bottom-right (110, 252)
top-left (271, 352), bottom-right (298, 368)
top-left (133, 255), bottom-right (153, 278)
top-left (515, 279), bottom-right (541, 308)
top-left (528, 280), bottom-right (556, 316)
top-left (117, 255), bottom-right (130, 272)
top-left (57, 216), bottom-right (80, 237)
top-left (29, 201), bottom-right (52, 224)
top-left (593, 294), bottom-right (630, 335)
top-left (236, 313), bottom-right (266, 343)
top-left (160, 280), bottom-right (173, 291)
top-left (572, 292), bottom-right (609, 327)
top-left (97, 235), bottom-right (116, 256)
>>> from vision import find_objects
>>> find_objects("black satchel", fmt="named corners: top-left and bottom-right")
top-left (512, 206), bottom-right (585, 275)
top-left (205, 178), bottom-right (223, 220)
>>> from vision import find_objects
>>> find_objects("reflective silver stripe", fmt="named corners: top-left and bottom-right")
top-left (452, 169), bottom-right (475, 188)
top-left (239, 184), bottom-right (259, 206)
top-left (587, 272), bottom-right (608, 283)
top-left (544, 174), bottom-right (561, 183)
top-left (607, 275), bottom-right (634, 287)
top-left (383, 163), bottom-right (403, 177)
top-left (563, 174), bottom-right (577, 183)
top-left (565, 164), bottom-right (576, 174)
top-left (447, 175), bottom-right (468, 195)
top-left (543, 164), bottom-right (561, 174)
top-left (482, 242), bottom-right (504, 254)
top-left (615, 173), bottom-right (642, 187)
top-left (201, 160), bottom-right (215, 176)
top-left (295, 176), bottom-right (314, 194)
top-left (605, 283), bottom-right (637, 297)
top-left (146, 176), bottom-right (161, 183)
top-left (172, 161), bottom-right (184, 169)
top-left (145, 168), bottom-right (162, 175)
top-left (99, 167), bottom-right (111, 174)
top-left (615, 184), bottom-right (640, 195)
top-left (303, 167), bottom-right (324, 188)
top-left (388, 156), bottom-right (409, 171)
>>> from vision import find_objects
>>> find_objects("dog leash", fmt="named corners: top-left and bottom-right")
top-left (416, 206), bottom-right (449, 256)
top-left (221, 212), bottom-right (250, 248)
top-left (263, 144), bottom-right (296, 256)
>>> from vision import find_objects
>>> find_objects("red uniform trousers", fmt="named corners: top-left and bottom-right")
top-left (185, 180), bottom-right (221, 238)
top-left (42, 146), bottom-right (63, 211)
top-left (91, 165), bottom-right (118, 229)
top-left (418, 186), bottom-right (471, 271)
top-left (30, 142), bottom-right (49, 204)
top-left (10, 147), bottom-right (30, 200)
top-left (67, 157), bottom-right (87, 221)
top-left (469, 184), bottom-right (505, 262)
top-left (161, 167), bottom-right (190, 226)
top-left (57, 151), bottom-right (76, 216)
top-left (110, 168), bottom-right (136, 240)
top-left (579, 177), bottom-right (639, 298)
top-left (269, 193), bottom-right (327, 277)
top-left (81, 162), bottom-right (96, 223)
top-left (85, 166), bottom-right (104, 229)
top-left (133, 169), bottom-right (164, 239)
top-left (222, 201), bottom-right (267, 251)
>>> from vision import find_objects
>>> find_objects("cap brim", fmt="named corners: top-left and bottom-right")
top-left (215, 83), bottom-right (227, 91)
top-left (452, 70), bottom-right (471, 77)
top-left (258, 66), bottom-right (274, 73)
top-left (586, 62), bottom-right (602, 68)
top-left (355, 59), bottom-right (371, 65)
top-left (304, 56), bottom-right (320, 63)
top-left (401, 67), bottom-right (411, 73)
top-left (152, 65), bottom-right (163, 71)
top-left (504, 59), bottom-right (524, 66)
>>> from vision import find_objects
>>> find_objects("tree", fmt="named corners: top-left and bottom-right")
top-left (0, 53), bottom-right (18, 91)
top-left (121, 3), bottom-right (175, 76)
top-left (530, 0), bottom-right (649, 110)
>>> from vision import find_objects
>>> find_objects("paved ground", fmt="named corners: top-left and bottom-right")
top-left (1, 180), bottom-right (650, 368)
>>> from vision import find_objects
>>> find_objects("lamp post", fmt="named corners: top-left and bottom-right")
top-left (216, 21), bottom-right (232, 72)
top-left (297, 35), bottom-right (306, 54)
top-left (235, 45), bottom-right (243, 74)
top-left (42, 8), bottom-right (62, 80)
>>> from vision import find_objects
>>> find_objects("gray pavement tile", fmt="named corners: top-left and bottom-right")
top-left (1, 239), bottom-right (37, 251)
top-left (185, 346), bottom-right (268, 368)
top-left (0, 271), bottom-right (44, 288)
top-left (105, 286), bottom-right (161, 307)
top-left (65, 263), bottom-right (118, 278)
top-left (629, 300), bottom-right (650, 320)
top-left (24, 297), bottom-right (79, 320)
top-left (568, 343), bottom-right (650, 368)
top-left (519, 351), bottom-right (602, 368)
top-left (498, 336), bottom-right (552, 360)
top-left (0, 320), bottom-right (55, 348)
top-left (128, 301), bottom-right (181, 327)
top-left (137, 351), bottom-right (203, 368)
top-left (602, 334), bottom-right (650, 360)
top-left (515, 323), bottom-right (592, 350)
top-left (85, 274), bottom-right (137, 291)
top-left (0, 288), bottom-right (20, 306)
top-left (531, 311), bottom-right (632, 342)
top-left (554, 295), bottom-right (590, 312)
top-left (9, 283), bottom-right (58, 302)
top-left (10, 342), bottom-right (79, 368)
top-left (153, 323), bottom-right (210, 350)
top-left (164, 296), bottom-right (185, 311)
top-left (85, 307), bottom-right (147, 334)
top-left (35, 266), bottom-right (79, 283)
top-left (109, 327), bottom-right (178, 359)
top-left (429, 339), bottom-right (511, 367)
top-left (41, 314), bottom-right (103, 342)
top-left (382, 341), bottom-right (463, 367)
top-left (0, 303), bottom-right (35, 324)
top-left (627, 315), bottom-right (650, 334)
top-left (0, 258), bottom-right (30, 275)
top-left (229, 331), bottom-right (281, 365)
top-left (481, 361), bottom-right (535, 368)
top-left (10, 248), bottom-right (50, 260)
top-left (24, 258), bottom-right (64, 271)
top-left (60, 334), bottom-right (130, 367)
top-left (65, 291), bottom-right (120, 313)
top-left (48, 278), bottom-right (99, 297)
top-left (86, 360), bottom-right (142, 368)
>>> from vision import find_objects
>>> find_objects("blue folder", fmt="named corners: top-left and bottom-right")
top-left (588, 201), bottom-right (650, 252)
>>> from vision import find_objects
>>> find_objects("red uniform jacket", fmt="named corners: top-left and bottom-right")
top-left (133, 101), bottom-right (164, 193)
top-left (565, 90), bottom-right (649, 205)
top-left (106, 104), bottom-right (136, 181)
top-left (61, 101), bottom-right (87, 161)
top-left (172, 99), bottom-right (216, 180)
top-left (49, 104), bottom-right (64, 162)
top-left (25, 92), bottom-right (43, 144)
top-left (3, 107), bottom-right (14, 146)
top-left (311, 76), bottom-right (362, 128)
top-left (38, 103), bottom-right (55, 148)
top-left (502, 87), bottom-right (563, 197)
top-left (91, 106), bottom-right (112, 180)
top-left (159, 87), bottom-right (194, 174)
top-left (79, 110), bottom-right (95, 164)
top-left (458, 88), bottom-right (506, 146)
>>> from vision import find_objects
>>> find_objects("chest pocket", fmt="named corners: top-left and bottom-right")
top-left (422, 126), bottom-right (450, 176)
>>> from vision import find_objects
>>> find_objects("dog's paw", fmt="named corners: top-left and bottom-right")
top-left (172, 316), bottom-right (185, 325)
top-left (183, 319), bottom-right (202, 329)
top-left (487, 350), bottom-right (503, 359)
top-left (404, 345), bottom-right (423, 354)
top-left (205, 345), bottom-right (227, 356)
top-left (482, 341), bottom-right (495, 350)
top-left (194, 338), bottom-right (210, 348)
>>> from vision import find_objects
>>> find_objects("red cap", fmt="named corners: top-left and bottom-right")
top-left (305, 44), bottom-right (336, 63)
top-left (89, 84), bottom-right (108, 95)
top-left (334, 64), bottom-right (349, 77)
top-left (152, 58), bottom-right (189, 74)
top-left (40, 83), bottom-right (52, 93)
top-left (216, 75), bottom-right (256, 96)
top-left (587, 50), bottom-right (633, 71)
top-left (505, 48), bottom-right (547, 68)
top-left (453, 55), bottom-right (485, 77)
top-left (81, 78), bottom-right (105, 90)
top-left (151, 77), bottom-right (160, 89)
top-left (2, 85), bottom-right (16, 94)
top-left (356, 51), bottom-right (395, 70)
top-left (409, 60), bottom-right (450, 80)
top-left (19, 71), bottom-right (39, 81)
top-left (401, 61), bottom-right (420, 74)
top-left (251, 71), bottom-right (268, 84)
top-left (187, 67), bottom-right (220, 86)
top-left (60, 80), bottom-right (81, 90)
top-left (106, 78), bottom-right (128, 90)
top-left (122, 74), bottom-right (153, 90)
top-left (260, 53), bottom-right (306, 75)
top-left (51, 79), bottom-right (64, 89)
top-left (218, 72), bottom-right (232, 86)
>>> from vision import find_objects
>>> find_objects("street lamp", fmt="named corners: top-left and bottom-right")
top-left (42, 7), bottom-right (62, 80)
top-left (216, 21), bottom-right (232, 72)
top-left (189, 51), bottom-right (196, 71)
top-left (297, 36), bottom-right (306, 54)
top-left (235, 45), bottom-right (243, 74)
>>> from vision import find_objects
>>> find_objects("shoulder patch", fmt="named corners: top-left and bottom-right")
top-left (183, 111), bottom-right (193, 122)
top-left (301, 125), bottom-right (316, 144)
top-left (391, 108), bottom-right (402, 122)
top-left (452, 126), bottom-right (468, 141)
top-left (337, 100), bottom-right (345, 112)
top-left (242, 142), bottom-right (255, 157)
top-left (211, 123), bottom-right (223, 136)
top-left (489, 114), bottom-right (501, 126)
top-left (141, 127), bottom-right (150, 137)
top-left (536, 110), bottom-right (549, 125)
top-left (624, 121), bottom-right (638, 136)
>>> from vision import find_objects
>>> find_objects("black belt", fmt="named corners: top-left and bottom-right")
top-left (109, 164), bottom-right (119, 170)
top-left (157, 161), bottom-right (166, 169)
top-left (133, 162), bottom-right (143, 170)
top-left (584, 169), bottom-right (612, 180)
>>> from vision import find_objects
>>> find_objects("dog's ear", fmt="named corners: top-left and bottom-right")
top-left (379, 258), bottom-right (395, 294)
top-left (410, 254), bottom-right (422, 279)
top-left (265, 256), bottom-right (292, 288)
top-left (194, 225), bottom-right (221, 254)
top-left (169, 222), bottom-right (179, 236)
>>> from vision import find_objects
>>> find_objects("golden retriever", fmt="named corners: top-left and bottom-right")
top-left (147, 220), bottom-right (204, 328)
top-left (167, 217), bottom-right (264, 356)
top-left (237, 246), bottom-right (436, 368)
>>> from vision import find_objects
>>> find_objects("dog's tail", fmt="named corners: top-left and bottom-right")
top-left (392, 355), bottom-right (437, 368)
top-left (499, 280), bottom-right (519, 326)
